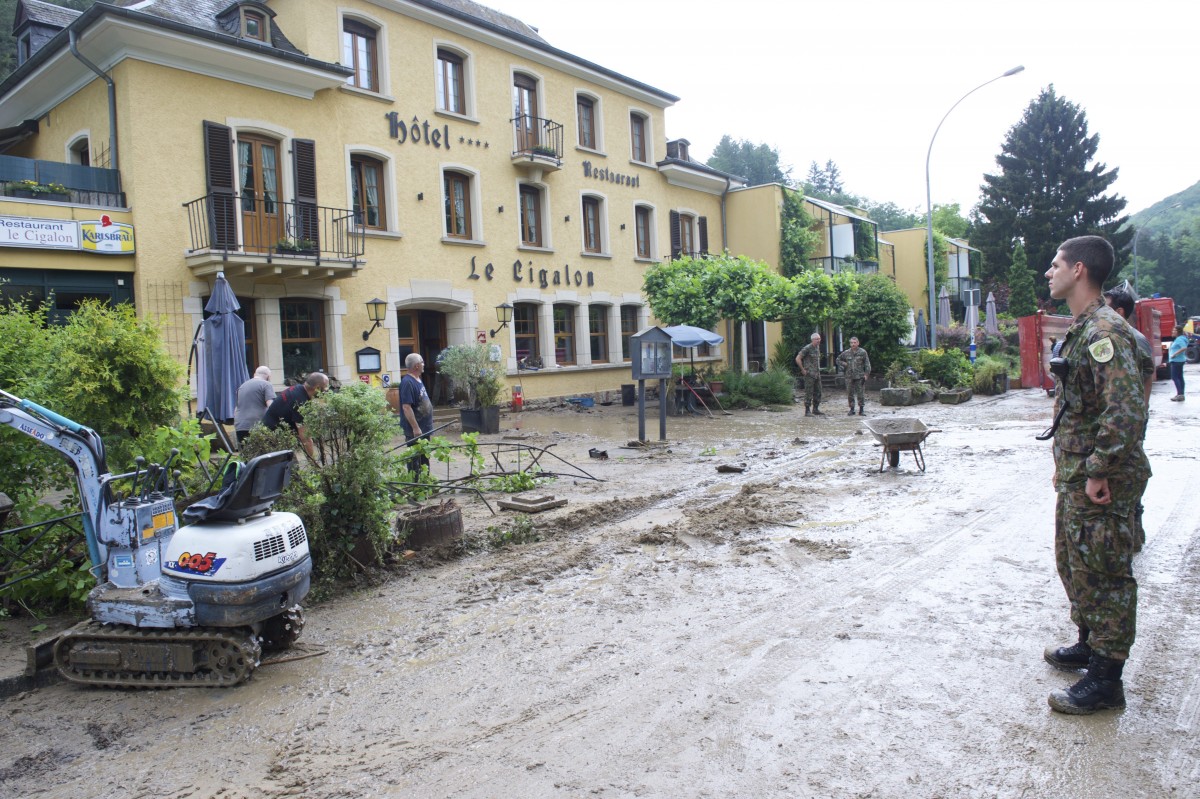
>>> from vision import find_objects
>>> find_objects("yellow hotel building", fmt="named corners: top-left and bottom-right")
top-left (0, 0), bottom-right (745, 403)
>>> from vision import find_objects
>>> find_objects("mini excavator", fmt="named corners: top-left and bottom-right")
top-left (1, 388), bottom-right (311, 687)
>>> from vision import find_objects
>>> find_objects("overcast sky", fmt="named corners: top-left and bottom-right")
top-left (487, 0), bottom-right (1196, 220)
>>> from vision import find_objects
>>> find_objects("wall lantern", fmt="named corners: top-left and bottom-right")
top-left (490, 302), bottom-right (514, 338)
top-left (362, 297), bottom-right (388, 341)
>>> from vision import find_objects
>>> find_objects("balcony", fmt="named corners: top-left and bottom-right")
top-left (808, 256), bottom-right (879, 275)
top-left (510, 115), bottom-right (563, 180)
top-left (0, 155), bottom-right (125, 207)
top-left (182, 193), bottom-right (365, 278)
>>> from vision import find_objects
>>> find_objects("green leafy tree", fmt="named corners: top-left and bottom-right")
top-left (1007, 243), bottom-right (1038, 317)
top-left (642, 256), bottom-right (721, 329)
top-left (706, 136), bottom-right (791, 186)
top-left (932, 203), bottom-right (969, 239)
top-left (832, 273), bottom-right (912, 374)
top-left (864, 201), bottom-right (924, 231)
top-left (780, 270), bottom-right (856, 362)
top-left (972, 85), bottom-right (1131, 292)
top-left (43, 300), bottom-right (184, 469)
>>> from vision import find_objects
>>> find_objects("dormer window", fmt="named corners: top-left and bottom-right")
top-left (243, 10), bottom-right (266, 42)
top-left (215, 2), bottom-right (277, 44)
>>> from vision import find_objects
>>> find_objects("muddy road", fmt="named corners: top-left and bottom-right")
top-left (3, 381), bottom-right (1199, 798)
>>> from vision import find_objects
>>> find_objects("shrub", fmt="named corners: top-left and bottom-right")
top-left (834, 272), bottom-right (912, 373)
top-left (241, 383), bottom-right (401, 585)
top-left (915, 348), bottom-right (973, 389)
top-left (720, 368), bottom-right (794, 408)
top-left (884, 351), bottom-right (919, 388)
top-left (437, 343), bottom-right (503, 408)
top-left (971, 355), bottom-right (1009, 395)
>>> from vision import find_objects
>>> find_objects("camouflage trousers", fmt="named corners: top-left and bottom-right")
top-left (1054, 486), bottom-right (1143, 659)
top-left (803, 375), bottom-right (822, 407)
top-left (846, 378), bottom-right (866, 408)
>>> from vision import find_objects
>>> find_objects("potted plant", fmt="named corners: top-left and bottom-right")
top-left (530, 143), bottom-right (558, 158)
top-left (275, 236), bottom-right (317, 255)
top-left (7, 179), bottom-right (70, 201)
top-left (437, 342), bottom-right (503, 434)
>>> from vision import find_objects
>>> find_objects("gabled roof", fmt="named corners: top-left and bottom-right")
top-left (13, 0), bottom-right (81, 34)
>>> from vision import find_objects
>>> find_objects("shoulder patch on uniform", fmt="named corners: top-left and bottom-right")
top-left (1088, 337), bottom-right (1114, 364)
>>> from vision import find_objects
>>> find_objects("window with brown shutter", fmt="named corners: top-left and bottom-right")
top-left (203, 121), bottom-right (238, 249)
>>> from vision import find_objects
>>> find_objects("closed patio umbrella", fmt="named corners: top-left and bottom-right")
top-left (984, 292), bottom-right (1000, 335)
top-left (200, 272), bottom-right (249, 423)
top-left (937, 286), bottom-right (952, 329)
top-left (915, 309), bottom-right (928, 349)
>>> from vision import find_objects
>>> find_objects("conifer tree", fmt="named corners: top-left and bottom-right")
top-left (972, 86), bottom-right (1131, 295)
top-left (1006, 243), bottom-right (1037, 317)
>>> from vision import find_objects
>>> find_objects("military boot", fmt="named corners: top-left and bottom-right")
top-left (804, 406), bottom-right (812, 417)
top-left (812, 403), bottom-right (825, 416)
top-left (858, 406), bottom-right (865, 415)
top-left (1048, 653), bottom-right (1126, 715)
top-left (1044, 628), bottom-right (1091, 671)
top-left (847, 406), bottom-right (856, 416)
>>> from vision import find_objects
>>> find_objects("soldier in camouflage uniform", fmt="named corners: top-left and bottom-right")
top-left (794, 332), bottom-right (824, 416)
top-left (836, 337), bottom-right (872, 415)
top-left (1042, 235), bottom-right (1151, 715)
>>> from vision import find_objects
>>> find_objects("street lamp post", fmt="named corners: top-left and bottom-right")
top-left (925, 65), bottom-right (1024, 349)
top-left (1132, 202), bottom-right (1181, 296)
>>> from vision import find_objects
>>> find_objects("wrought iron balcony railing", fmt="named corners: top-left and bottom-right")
top-left (183, 193), bottom-right (365, 264)
top-left (510, 115), bottom-right (564, 162)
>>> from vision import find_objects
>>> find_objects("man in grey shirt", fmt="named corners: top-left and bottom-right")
top-left (234, 366), bottom-right (275, 444)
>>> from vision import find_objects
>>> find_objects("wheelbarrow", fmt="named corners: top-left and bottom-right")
top-left (862, 417), bottom-right (939, 472)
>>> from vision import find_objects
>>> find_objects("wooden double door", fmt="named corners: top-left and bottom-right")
top-left (396, 309), bottom-right (448, 404)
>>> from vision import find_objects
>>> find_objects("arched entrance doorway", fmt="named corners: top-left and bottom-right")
top-left (396, 308), bottom-right (449, 404)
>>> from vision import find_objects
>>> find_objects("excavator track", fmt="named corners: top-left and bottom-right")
top-left (53, 621), bottom-right (262, 688)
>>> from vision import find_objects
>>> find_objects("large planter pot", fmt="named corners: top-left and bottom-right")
top-left (396, 501), bottom-right (463, 550)
top-left (386, 385), bottom-right (401, 414)
top-left (460, 404), bottom-right (500, 434)
top-left (881, 387), bottom-right (917, 406)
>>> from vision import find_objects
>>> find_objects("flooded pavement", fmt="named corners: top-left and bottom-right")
top-left (3, 379), bottom-right (1200, 798)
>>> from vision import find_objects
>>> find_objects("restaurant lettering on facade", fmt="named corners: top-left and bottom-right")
top-left (581, 161), bottom-right (640, 188)
top-left (467, 256), bottom-right (594, 288)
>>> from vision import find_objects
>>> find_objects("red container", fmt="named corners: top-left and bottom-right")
top-left (511, 385), bottom-right (523, 411)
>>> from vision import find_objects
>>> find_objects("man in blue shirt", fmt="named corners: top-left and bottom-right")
top-left (399, 353), bottom-right (434, 473)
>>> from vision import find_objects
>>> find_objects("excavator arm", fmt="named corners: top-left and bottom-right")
top-left (0, 388), bottom-right (112, 573)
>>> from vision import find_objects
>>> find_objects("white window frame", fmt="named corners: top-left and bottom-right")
top-left (580, 191), bottom-right (609, 257)
top-left (433, 41), bottom-right (477, 121)
top-left (441, 164), bottom-right (483, 244)
top-left (340, 11), bottom-right (391, 97)
top-left (575, 90), bottom-right (604, 154)
top-left (634, 202), bottom-right (657, 261)
top-left (629, 108), bottom-right (653, 165)
top-left (345, 145), bottom-right (399, 235)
